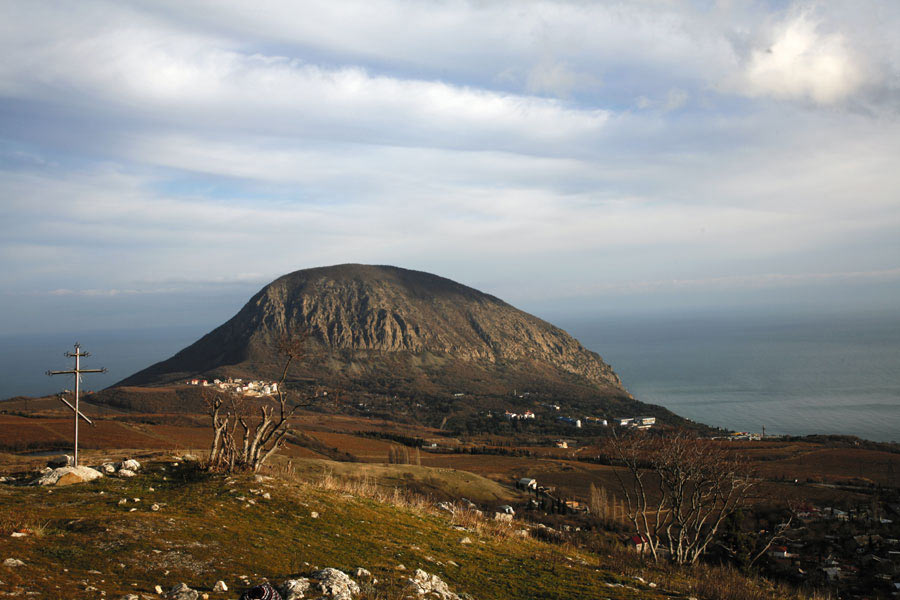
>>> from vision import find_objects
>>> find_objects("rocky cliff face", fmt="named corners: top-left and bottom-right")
top-left (116, 265), bottom-right (628, 399)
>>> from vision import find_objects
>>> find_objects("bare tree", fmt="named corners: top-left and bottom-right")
top-left (388, 444), bottom-right (410, 464)
top-left (589, 482), bottom-right (612, 523)
top-left (716, 510), bottom-right (793, 571)
top-left (607, 431), bottom-right (756, 565)
top-left (205, 332), bottom-right (309, 473)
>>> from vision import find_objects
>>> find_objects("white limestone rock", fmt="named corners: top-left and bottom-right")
top-left (166, 582), bottom-right (199, 600)
top-left (46, 455), bottom-right (74, 468)
top-left (120, 459), bottom-right (141, 471)
top-left (404, 569), bottom-right (461, 600)
top-left (279, 578), bottom-right (310, 600)
top-left (310, 568), bottom-right (360, 600)
top-left (32, 466), bottom-right (103, 486)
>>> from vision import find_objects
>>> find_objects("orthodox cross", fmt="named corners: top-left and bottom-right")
top-left (47, 343), bottom-right (106, 466)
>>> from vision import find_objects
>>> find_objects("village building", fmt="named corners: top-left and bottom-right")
top-left (557, 416), bottom-right (581, 428)
top-left (624, 533), bottom-right (651, 554)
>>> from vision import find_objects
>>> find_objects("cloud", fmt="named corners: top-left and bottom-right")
top-left (733, 12), bottom-right (865, 104)
top-left (0, 25), bottom-right (609, 156)
top-left (46, 288), bottom-right (174, 297)
top-left (1, 0), bottom-right (900, 331)
top-left (525, 59), bottom-right (600, 98)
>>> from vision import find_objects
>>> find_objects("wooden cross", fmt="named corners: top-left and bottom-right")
top-left (47, 343), bottom-right (106, 467)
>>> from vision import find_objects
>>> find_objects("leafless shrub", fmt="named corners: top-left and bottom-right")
top-left (607, 430), bottom-right (757, 565)
top-left (205, 332), bottom-right (310, 473)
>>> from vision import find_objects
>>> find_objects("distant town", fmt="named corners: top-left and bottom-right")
top-left (186, 378), bottom-right (279, 397)
top-left (502, 409), bottom-right (656, 430)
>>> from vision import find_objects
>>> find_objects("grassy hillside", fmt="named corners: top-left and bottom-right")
top-left (0, 458), bottom-right (828, 600)
top-left (0, 460), bottom-right (657, 600)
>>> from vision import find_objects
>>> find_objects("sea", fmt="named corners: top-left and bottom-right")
top-left (2, 310), bottom-right (899, 443)
top-left (559, 310), bottom-right (900, 444)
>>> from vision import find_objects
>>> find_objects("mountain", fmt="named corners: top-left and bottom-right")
top-left (115, 264), bottom-right (671, 419)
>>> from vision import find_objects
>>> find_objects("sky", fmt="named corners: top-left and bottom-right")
top-left (2, 0), bottom-right (900, 337)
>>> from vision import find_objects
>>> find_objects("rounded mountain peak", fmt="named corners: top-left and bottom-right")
top-left (117, 264), bottom-right (625, 398)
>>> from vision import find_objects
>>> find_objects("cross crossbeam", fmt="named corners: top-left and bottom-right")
top-left (57, 394), bottom-right (94, 425)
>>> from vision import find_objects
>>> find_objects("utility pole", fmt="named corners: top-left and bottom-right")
top-left (47, 343), bottom-right (106, 467)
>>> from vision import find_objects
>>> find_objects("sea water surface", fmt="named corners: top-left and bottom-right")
top-left (561, 310), bottom-right (900, 443)
top-left (0, 326), bottom-right (209, 400)
top-left (2, 310), bottom-right (899, 443)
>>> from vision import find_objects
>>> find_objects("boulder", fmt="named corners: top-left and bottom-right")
top-left (117, 469), bottom-right (137, 478)
top-left (47, 455), bottom-right (74, 468)
top-left (32, 466), bottom-right (103, 487)
top-left (435, 502), bottom-right (454, 514)
top-left (212, 580), bottom-right (228, 593)
top-left (404, 569), bottom-right (461, 600)
top-left (3, 558), bottom-right (25, 567)
top-left (166, 582), bottom-right (199, 600)
top-left (353, 568), bottom-right (374, 583)
top-left (310, 568), bottom-right (360, 600)
top-left (119, 459), bottom-right (141, 471)
top-left (279, 578), bottom-right (310, 600)
top-left (100, 462), bottom-right (117, 474)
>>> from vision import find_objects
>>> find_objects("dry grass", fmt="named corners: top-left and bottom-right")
top-left (285, 463), bottom-right (524, 546)
top-left (288, 464), bottom-right (831, 600)
top-left (309, 467), bottom-right (446, 516)
top-left (0, 513), bottom-right (52, 538)
top-left (684, 564), bottom-right (832, 600)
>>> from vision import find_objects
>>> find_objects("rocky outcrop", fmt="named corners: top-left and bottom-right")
top-left (279, 579), bottom-right (309, 600)
top-left (115, 264), bottom-right (633, 404)
top-left (120, 459), bottom-right (141, 471)
top-left (309, 568), bottom-right (360, 600)
top-left (155, 567), bottom-right (465, 600)
top-left (404, 569), bottom-right (461, 600)
top-left (166, 583), bottom-right (199, 600)
top-left (32, 466), bottom-right (103, 486)
top-left (47, 455), bottom-right (74, 468)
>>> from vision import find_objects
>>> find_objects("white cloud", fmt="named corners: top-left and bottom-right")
top-left (663, 88), bottom-right (689, 111)
top-left (525, 59), bottom-right (600, 98)
top-left (2, 0), bottom-right (900, 328)
top-left (0, 22), bottom-right (609, 154)
top-left (734, 12), bottom-right (865, 104)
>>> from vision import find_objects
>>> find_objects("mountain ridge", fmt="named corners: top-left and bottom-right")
top-left (115, 264), bottom-right (656, 417)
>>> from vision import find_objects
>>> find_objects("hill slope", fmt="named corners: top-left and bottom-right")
top-left (115, 265), bottom-right (665, 418)
top-left (0, 461), bottom-right (671, 600)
